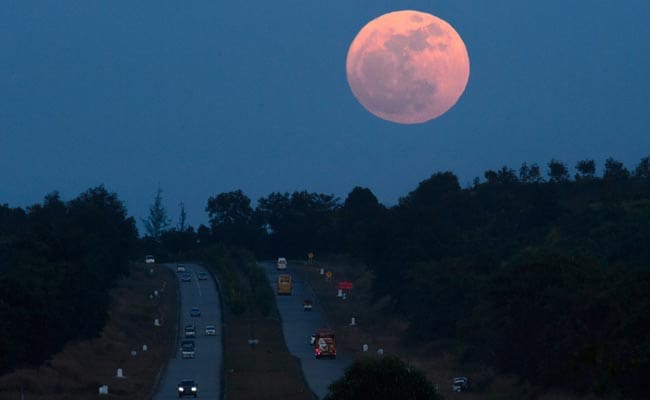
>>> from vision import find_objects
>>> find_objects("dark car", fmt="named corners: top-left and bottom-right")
top-left (197, 272), bottom-right (208, 280)
top-left (184, 324), bottom-right (196, 338)
top-left (177, 379), bottom-right (198, 397)
top-left (190, 307), bottom-right (201, 317)
top-left (180, 341), bottom-right (195, 359)
top-left (181, 273), bottom-right (192, 282)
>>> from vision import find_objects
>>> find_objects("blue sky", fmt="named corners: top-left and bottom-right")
top-left (2, 1), bottom-right (650, 230)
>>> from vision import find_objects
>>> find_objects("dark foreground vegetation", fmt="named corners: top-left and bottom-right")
top-left (0, 186), bottom-right (137, 375)
top-left (151, 156), bottom-right (649, 399)
top-left (324, 356), bottom-right (441, 400)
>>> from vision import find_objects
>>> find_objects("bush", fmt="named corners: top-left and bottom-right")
top-left (324, 356), bottom-right (441, 400)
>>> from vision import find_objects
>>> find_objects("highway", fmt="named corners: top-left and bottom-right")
top-left (262, 261), bottom-right (351, 399)
top-left (154, 263), bottom-right (222, 400)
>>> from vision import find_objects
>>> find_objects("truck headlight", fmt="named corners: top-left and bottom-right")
top-left (178, 387), bottom-right (184, 392)
top-left (191, 387), bottom-right (197, 391)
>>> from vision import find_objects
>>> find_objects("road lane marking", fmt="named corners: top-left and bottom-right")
top-left (194, 273), bottom-right (202, 297)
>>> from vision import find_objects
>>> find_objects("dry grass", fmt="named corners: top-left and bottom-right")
top-left (223, 314), bottom-right (315, 400)
top-left (0, 264), bottom-right (178, 400)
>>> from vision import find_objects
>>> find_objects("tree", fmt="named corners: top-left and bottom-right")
top-left (67, 185), bottom-right (137, 279)
top-left (548, 159), bottom-right (569, 182)
top-left (206, 190), bottom-right (253, 227)
top-left (529, 163), bottom-right (543, 182)
top-left (340, 187), bottom-right (386, 258)
top-left (575, 159), bottom-right (596, 180)
top-left (196, 224), bottom-right (212, 245)
top-left (519, 162), bottom-right (532, 182)
top-left (484, 169), bottom-right (498, 184)
top-left (206, 190), bottom-right (263, 250)
top-left (256, 191), bottom-right (339, 256)
top-left (520, 162), bottom-right (543, 183)
top-left (634, 156), bottom-right (650, 179)
top-left (604, 158), bottom-right (629, 181)
top-left (497, 166), bottom-right (518, 184)
top-left (0, 186), bottom-right (136, 373)
top-left (177, 202), bottom-right (188, 232)
top-left (142, 186), bottom-right (170, 239)
top-left (324, 356), bottom-right (441, 400)
top-left (401, 171), bottom-right (460, 206)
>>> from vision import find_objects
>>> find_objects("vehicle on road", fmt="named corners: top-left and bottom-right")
top-left (313, 328), bottom-right (336, 359)
top-left (303, 299), bottom-right (313, 311)
top-left (205, 324), bottom-right (216, 335)
top-left (180, 340), bottom-right (195, 359)
top-left (177, 379), bottom-right (198, 397)
top-left (452, 376), bottom-right (470, 392)
top-left (145, 255), bottom-right (155, 264)
top-left (197, 271), bottom-right (208, 280)
top-left (277, 257), bottom-right (287, 270)
top-left (181, 273), bottom-right (192, 282)
top-left (184, 324), bottom-right (196, 338)
top-left (190, 307), bottom-right (201, 317)
top-left (176, 264), bottom-right (186, 272)
top-left (277, 274), bottom-right (292, 295)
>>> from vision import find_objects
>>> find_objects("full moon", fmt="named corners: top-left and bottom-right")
top-left (346, 10), bottom-right (470, 124)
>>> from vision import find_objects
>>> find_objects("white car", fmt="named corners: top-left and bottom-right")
top-left (205, 325), bottom-right (216, 335)
top-left (145, 255), bottom-right (155, 264)
top-left (277, 257), bottom-right (287, 270)
top-left (452, 377), bottom-right (469, 392)
top-left (176, 264), bottom-right (186, 272)
top-left (184, 324), bottom-right (196, 338)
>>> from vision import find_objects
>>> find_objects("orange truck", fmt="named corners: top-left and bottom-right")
top-left (277, 274), bottom-right (292, 295)
top-left (313, 328), bottom-right (336, 359)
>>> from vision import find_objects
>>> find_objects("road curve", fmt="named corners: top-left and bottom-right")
top-left (262, 261), bottom-right (351, 399)
top-left (154, 263), bottom-right (223, 400)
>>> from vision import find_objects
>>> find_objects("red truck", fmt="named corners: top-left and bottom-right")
top-left (313, 328), bottom-right (336, 359)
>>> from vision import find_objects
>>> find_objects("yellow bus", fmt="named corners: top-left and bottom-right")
top-left (277, 274), bottom-right (292, 295)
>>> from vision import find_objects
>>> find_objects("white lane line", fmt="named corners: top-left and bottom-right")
top-left (194, 272), bottom-right (202, 297)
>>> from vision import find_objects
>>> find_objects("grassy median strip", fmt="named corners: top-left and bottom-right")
top-left (223, 316), bottom-right (314, 400)
top-left (0, 263), bottom-right (178, 399)
top-left (198, 245), bottom-right (314, 400)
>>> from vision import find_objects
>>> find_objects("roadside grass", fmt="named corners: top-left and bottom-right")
top-left (297, 256), bottom-right (615, 400)
top-left (0, 264), bottom-right (178, 400)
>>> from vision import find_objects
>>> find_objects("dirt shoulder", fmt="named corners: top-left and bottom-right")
top-left (0, 263), bottom-right (178, 400)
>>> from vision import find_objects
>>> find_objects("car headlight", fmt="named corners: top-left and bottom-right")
top-left (191, 387), bottom-right (197, 391)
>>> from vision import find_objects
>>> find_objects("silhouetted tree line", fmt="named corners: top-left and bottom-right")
top-left (188, 156), bottom-right (649, 398)
top-left (0, 186), bottom-right (137, 373)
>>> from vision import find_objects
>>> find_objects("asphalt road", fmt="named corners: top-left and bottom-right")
top-left (154, 263), bottom-right (222, 400)
top-left (262, 261), bottom-right (351, 399)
